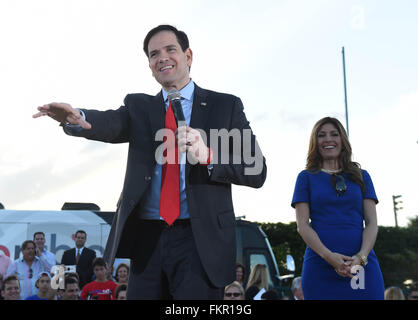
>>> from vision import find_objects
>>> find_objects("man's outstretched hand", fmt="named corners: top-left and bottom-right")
top-left (33, 102), bottom-right (92, 130)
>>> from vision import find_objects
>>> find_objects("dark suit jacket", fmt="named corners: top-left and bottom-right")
top-left (68, 84), bottom-right (267, 288)
top-left (61, 247), bottom-right (96, 289)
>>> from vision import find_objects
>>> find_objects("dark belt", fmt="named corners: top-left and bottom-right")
top-left (138, 219), bottom-right (191, 228)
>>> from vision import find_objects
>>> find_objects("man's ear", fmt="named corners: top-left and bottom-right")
top-left (185, 48), bottom-right (193, 68)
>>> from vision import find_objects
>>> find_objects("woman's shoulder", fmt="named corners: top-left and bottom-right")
top-left (297, 169), bottom-right (309, 176)
top-left (296, 169), bottom-right (320, 178)
top-left (360, 169), bottom-right (372, 179)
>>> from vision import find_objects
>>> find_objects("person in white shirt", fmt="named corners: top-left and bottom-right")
top-left (6, 240), bottom-right (52, 299)
top-left (33, 232), bottom-right (57, 267)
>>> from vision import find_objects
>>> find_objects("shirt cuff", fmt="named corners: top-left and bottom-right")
top-left (207, 163), bottom-right (214, 176)
top-left (61, 109), bottom-right (85, 134)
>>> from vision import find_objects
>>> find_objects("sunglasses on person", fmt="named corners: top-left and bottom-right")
top-left (332, 174), bottom-right (347, 197)
top-left (29, 268), bottom-right (33, 279)
top-left (224, 292), bottom-right (242, 297)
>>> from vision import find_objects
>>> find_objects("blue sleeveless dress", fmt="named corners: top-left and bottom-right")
top-left (291, 170), bottom-right (385, 300)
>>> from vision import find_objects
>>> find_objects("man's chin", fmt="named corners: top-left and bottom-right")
top-left (158, 78), bottom-right (175, 89)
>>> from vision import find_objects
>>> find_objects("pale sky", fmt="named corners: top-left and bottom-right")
top-left (0, 0), bottom-right (417, 227)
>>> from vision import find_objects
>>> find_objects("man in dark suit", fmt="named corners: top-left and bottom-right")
top-left (61, 230), bottom-right (96, 289)
top-left (34, 25), bottom-right (267, 299)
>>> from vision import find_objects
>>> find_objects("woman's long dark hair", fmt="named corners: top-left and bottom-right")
top-left (306, 117), bottom-right (365, 192)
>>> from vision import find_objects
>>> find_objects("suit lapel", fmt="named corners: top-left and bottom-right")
top-left (149, 91), bottom-right (166, 153)
top-left (187, 84), bottom-right (210, 177)
top-left (189, 84), bottom-right (210, 131)
top-left (72, 248), bottom-right (77, 264)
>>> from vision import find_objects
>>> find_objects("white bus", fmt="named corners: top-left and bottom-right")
top-left (0, 203), bottom-right (111, 263)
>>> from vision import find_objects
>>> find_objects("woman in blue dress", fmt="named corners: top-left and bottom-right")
top-left (291, 117), bottom-right (385, 300)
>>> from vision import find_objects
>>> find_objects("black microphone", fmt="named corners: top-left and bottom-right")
top-left (167, 89), bottom-right (185, 126)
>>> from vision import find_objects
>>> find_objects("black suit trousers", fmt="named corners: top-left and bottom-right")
top-left (126, 219), bottom-right (223, 300)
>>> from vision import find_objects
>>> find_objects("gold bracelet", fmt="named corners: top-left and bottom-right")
top-left (356, 254), bottom-right (368, 266)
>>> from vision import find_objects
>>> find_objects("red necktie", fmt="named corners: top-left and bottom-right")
top-left (76, 249), bottom-right (81, 265)
top-left (160, 101), bottom-right (180, 225)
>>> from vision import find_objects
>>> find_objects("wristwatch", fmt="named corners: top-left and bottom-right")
top-left (356, 254), bottom-right (368, 266)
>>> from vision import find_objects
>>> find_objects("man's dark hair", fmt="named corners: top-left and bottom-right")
top-left (21, 240), bottom-right (36, 250)
top-left (92, 257), bottom-right (106, 269)
top-left (75, 230), bottom-right (87, 238)
top-left (65, 272), bottom-right (80, 283)
top-left (261, 289), bottom-right (281, 300)
top-left (33, 232), bottom-right (45, 240)
top-left (1, 275), bottom-right (20, 292)
top-left (143, 25), bottom-right (189, 57)
top-left (115, 284), bottom-right (127, 299)
top-left (64, 276), bottom-right (79, 291)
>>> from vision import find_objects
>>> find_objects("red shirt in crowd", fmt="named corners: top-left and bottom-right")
top-left (80, 280), bottom-right (118, 300)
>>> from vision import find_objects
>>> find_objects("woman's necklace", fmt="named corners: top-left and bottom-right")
top-left (321, 168), bottom-right (342, 174)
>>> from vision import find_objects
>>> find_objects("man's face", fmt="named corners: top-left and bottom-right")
top-left (75, 232), bottom-right (86, 248)
top-left (1, 280), bottom-right (21, 300)
top-left (63, 283), bottom-right (79, 300)
top-left (293, 287), bottom-right (304, 300)
top-left (37, 275), bottom-right (51, 293)
top-left (34, 234), bottom-right (45, 250)
top-left (22, 243), bottom-right (36, 262)
top-left (148, 30), bottom-right (192, 91)
top-left (117, 290), bottom-right (127, 300)
top-left (93, 266), bottom-right (106, 281)
top-left (224, 286), bottom-right (244, 300)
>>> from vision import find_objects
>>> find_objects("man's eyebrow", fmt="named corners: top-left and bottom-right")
top-left (149, 44), bottom-right (178, 56)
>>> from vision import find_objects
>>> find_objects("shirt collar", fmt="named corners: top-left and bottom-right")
top-left (162, 79), bottom-right (195, 103)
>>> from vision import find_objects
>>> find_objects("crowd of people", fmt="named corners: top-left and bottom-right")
top-left (0, 231), bottom-right (128, 300)
top-left (223, 263), bottom-right (303, 301)
top-left (0, 241), bottom-right (287, 301)
top-left (0, 228), bottom-right (298, 301)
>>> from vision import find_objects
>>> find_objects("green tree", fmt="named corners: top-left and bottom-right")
top-left (256, 222), bottom-right (305, 276)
